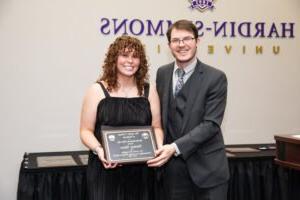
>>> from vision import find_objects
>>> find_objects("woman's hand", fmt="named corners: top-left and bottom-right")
top-left (96, 146), bottom-right (118, 169)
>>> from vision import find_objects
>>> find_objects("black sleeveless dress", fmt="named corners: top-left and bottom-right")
top-left (86, 82), bottom-right (155, 200)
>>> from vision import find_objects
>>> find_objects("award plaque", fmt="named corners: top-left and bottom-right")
top-left (101, 126), bottom-right (157, 164)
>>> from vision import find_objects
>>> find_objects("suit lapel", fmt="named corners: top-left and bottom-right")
top-left (180, 60), bottom-right (204, 133)
top-left (162, 64), bottom-right (174, 131)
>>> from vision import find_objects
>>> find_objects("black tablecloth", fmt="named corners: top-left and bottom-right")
top-left (17, 145), bottom-right (300, 200)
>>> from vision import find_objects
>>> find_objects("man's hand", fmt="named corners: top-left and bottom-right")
top-left (147, 144), bottom-right (176, 167)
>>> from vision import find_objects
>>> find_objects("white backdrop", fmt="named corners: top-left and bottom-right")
top-left (0, 0), bottom-right (299, 199)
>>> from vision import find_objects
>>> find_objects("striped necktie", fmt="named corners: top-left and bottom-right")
top-left (174, 68), bottom-right (185, 96)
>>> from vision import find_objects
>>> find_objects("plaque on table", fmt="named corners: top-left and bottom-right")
top-left (37, 155), bottom-right (77, 168)
top-left (226, 147), bottom-right (261, 153)
top-left (101, 126), bottom-right (157, 164)
top-left (79, 154), bottom-right (89, 165)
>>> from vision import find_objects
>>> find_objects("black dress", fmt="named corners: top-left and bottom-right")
top-left (87, 82), bottom-right (155, 200)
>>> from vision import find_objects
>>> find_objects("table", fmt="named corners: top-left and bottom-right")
top-left (17, 144), bottom-right (300, 200)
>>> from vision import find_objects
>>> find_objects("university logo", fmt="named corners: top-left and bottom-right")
top-left (189, 0), bottom-right (216, 12)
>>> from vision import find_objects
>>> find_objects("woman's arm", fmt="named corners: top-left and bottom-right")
top-left (80, 83), bottom-right (117, 168)
top-left (148, 83), bottom-right (164, 149)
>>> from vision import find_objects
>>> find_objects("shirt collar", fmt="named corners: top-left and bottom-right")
top-left (173, 58), bottom-right (197, 76)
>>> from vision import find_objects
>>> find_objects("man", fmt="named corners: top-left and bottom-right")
top-left (148, 20), bottom-right (229, 200)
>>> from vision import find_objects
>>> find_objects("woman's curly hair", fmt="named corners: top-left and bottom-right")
top-left (99, 35), bottom-right (149, 96)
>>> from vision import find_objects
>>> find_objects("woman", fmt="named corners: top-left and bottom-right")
top-left (80, 35), bottom-right (163, 200)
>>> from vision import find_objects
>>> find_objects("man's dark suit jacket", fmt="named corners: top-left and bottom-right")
top-left (156, 59), bottom-right (230, 188)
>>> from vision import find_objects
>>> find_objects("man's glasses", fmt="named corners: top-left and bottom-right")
top-left (170, 37), bottom-right (195, 45)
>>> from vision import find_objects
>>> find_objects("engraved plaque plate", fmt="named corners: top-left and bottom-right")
top-left (101, 126), bottom-right (157, 164)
